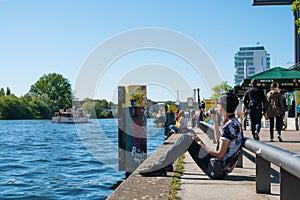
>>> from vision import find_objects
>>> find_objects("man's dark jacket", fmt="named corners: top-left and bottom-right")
top-left (243, 87), bottom-right (266, 112)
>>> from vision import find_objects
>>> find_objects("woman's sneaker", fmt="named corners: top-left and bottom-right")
top-left (277, 135), bottom-right (283, 142)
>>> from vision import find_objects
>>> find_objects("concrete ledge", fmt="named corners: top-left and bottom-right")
top-left (107, 134), bottom-right (181, 200)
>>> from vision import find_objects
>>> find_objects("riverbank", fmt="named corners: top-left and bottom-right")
top-left (107, 134), bottom-right (181, 200)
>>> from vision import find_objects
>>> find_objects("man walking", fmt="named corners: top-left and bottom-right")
top-left (243, 79), bottom-right (266, 140)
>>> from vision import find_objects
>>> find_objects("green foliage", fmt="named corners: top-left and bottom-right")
top-left (23, 94), bottom-right (52, 119)
top-left (0, 88), bottom-right (5, 97)
top-left (6, 87), bottom-right (11, 96)
top-left (292, 0), bottom-right (300, 11)
top-left (0, 73), bottom-right (115, 119)
top-left (292, 1), bottom-right (300, 34)
top-left (210, 81), bottom-right (233, 100)
top-left (81, 101), bottom-right (97, 118)
top-left (168, 154), bottom-right (185, 200)
top-left (164, 101), bottom-right (175, 106)
top-left (29, 73), bottom-right (72, 110)
top-left (100, 110), bottom-right (113, 118)
top-left (0, 95), bottom-right (33, 119)
top-left (80, 99), bottom-right (114, 118)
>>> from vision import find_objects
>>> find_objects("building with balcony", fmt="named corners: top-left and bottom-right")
top-left (234, 46), bottom-right (270, 85)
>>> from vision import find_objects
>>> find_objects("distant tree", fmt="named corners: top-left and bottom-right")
top-left (81, 101), bottom-right (97, 118)
top-left (164, 101), bottom-right (175, 105)
top-left (210, 81), bottom-right (233, 100)
top-left (0, 88), bottom-right (5, 97)
top-left (100, 110), bottom-right (113, 118)
top-left (29, 73), bottom-right (72, 111)
top-left (6, 87), bottom-right (11, 96)
top-left (22, 94), bottom-right (52, 119)
top-left (100, 99), bottom-right (109, 108)
top-left (0, 95), bottom-right (33, 119)
top-left (80, 99), bottom-right (114, 118)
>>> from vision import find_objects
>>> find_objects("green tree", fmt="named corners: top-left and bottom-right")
top-left (22, 94), bottom-right (52, 119)
top-left (0, 95), bottom-right (33, 119)
top-left (29, 73), bottom-right (72, 111)
top-left (80, 99), bottom-right (114, 118)
top-left (99, 99), bottom-right (109, 108)
top-left (210, 81), bottom-right (233, 100)
top-left (0, 88), bottom-right (5, 97)
top-left (100, 110), bottom-right (113, 118)
top-left (81, 101), bottom-right (97, 118)
top-left (6, 87), bottom-right (11, 96)
top-left (164, 101), bottom-right (175, 105)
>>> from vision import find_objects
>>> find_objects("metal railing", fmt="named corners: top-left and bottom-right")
top-left (199, 121), bottom-right (300, 200)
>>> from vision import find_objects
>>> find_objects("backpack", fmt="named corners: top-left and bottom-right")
top-left (267, 93), bottom-right (284, 117)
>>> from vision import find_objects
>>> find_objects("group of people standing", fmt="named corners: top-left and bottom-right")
top-left (243, 79), bottom-right (286, 142)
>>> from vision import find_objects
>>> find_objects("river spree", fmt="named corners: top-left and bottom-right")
top-left (0, 119), bottom-right (165, 200)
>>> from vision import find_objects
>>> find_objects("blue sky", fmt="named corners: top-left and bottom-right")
top-left (0, 0), bottom-right (295, 102)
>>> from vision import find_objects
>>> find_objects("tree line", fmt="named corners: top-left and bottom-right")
top-left (0, 73), bottom-right (114, 119)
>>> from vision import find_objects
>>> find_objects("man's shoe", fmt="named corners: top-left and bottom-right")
top-left (139, 167), bottom-right (167, 177)
top-left (254, 131), bottom-right (260, 140)
top-left (277, 135), bottom-right (283, 142)
top-left (269, 138), bottom-right (274, 142)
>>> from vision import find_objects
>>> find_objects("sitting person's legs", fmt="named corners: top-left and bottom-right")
top-left (140, 133), bottom-right (194, 174)
top-left (140, 132), bottom-right (211, 175)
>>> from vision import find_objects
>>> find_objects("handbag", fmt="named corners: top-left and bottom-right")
top-left (207, 158), bottom-right (225, 179)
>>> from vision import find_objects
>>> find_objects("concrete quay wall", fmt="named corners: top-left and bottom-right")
top-left (107, 134), bottom-right (181, 200)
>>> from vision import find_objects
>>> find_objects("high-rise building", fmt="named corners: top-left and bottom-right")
top-left (234, 46), bottom-right (270, 85)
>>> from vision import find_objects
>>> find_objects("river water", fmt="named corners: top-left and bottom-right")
top-left (0, 119), bottom-right (165, 200)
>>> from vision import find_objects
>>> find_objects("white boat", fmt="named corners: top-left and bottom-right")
top-left (153, 114), bottom-right (166, 128)
top-left (52, 108), bottom-right (90, 123)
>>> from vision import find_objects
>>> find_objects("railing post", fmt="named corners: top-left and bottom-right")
top-left (236, 148), bottom-right (243, 168)
top-left (280, 167), bottom-right (300, 200)
top-left (256, 155), bottom-right (271, 194)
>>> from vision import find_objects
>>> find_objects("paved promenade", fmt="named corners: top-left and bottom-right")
top-left (107, 127), bottom-right (300, 199)
top-left (178, 127), bottom-right (300, 200)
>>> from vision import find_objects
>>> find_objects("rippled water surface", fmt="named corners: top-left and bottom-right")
top-left (0, 119), bottom-right (164, 200)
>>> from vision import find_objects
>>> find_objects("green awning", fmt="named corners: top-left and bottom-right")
top-left (240, 67), bottom-right (300, 89)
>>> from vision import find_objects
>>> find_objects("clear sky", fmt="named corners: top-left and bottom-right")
top-left (0, 0), bottom-right (295, 103)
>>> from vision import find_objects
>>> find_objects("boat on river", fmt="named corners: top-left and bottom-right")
top-left (52, 108), bottom-right (90, 123)
top-left (153, 114), bottom-right (166, 127)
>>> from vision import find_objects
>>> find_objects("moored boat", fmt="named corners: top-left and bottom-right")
top-left (52, 108), bottom-right (90, 123)
top-left (153, 114), bottom-right (166, 127)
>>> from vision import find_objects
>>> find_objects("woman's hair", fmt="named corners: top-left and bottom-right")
top-left (218, 93), bottom-right (239, 113)
top-left (178, 110), bottom-right (185, 118)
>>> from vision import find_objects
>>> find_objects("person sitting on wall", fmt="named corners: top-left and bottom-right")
top-left (169, 110), bottom-right (187, 134)
top-left (139, 93), bottom-right (244, 179)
